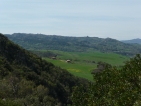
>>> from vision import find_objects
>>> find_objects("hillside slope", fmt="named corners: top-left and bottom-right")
top-left (0, 33), bottom-right (88, 106)
top-left (5, 33), bottom-right (141, 56)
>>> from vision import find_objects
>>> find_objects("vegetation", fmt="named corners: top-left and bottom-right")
top-left (5, 33), bottom-right (141, 56)
top-left (72, 54), bottom-right (141, 106)
top-left (2, 33), bottom-right (141, 105)
top-left (39, 50), bottom-right (128, 81)
top-left (0, 33), bottom-right (89, 106)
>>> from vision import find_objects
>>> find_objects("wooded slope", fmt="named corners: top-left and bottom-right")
top-left (5, 33), bottom-right (141, 56)
top-left (0, 33), bottom-right (88, 106)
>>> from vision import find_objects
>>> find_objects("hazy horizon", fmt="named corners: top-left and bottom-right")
top-left (5, 32), bottom-right (141, 41)
top-left (1, 0), bottom-right (141, 40)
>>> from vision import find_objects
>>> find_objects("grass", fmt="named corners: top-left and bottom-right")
top-left (44, 58), bottom-right (95, 81)
top-left (43, 50), bottom-right (129, 81)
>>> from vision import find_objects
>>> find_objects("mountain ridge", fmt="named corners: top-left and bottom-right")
top-left (121, 38), bottom-right (141, 44)
top-left (5, 33), bottom-right (141, 56)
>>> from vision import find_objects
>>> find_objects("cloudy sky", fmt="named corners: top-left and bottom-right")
top-left (0, 0), bottom-right (141, 40)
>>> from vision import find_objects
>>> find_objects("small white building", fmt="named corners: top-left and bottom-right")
top-left (66, 60), bottom-right (71, 63)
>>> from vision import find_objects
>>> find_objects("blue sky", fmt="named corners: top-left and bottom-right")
top-left (0, 0), bottom-right (141, 40)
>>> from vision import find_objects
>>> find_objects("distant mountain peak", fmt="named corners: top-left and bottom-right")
top-left (121, 38), bottom-right (141, 44)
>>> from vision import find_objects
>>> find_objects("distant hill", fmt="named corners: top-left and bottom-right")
top-left (5, 33), bottom-right (141, 56)
top-left (0, 33), bottom-right (88, 105)
top-left (121, 38), bottom-right (141, 44)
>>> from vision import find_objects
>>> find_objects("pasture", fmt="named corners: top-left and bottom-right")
top-left (43, 50), bottom-right (129, 81)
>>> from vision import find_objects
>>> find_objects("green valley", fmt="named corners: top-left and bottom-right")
top-left (5, 33), bottom-right (133, 81)
top-left (33, 50), bottom-right (129, 81)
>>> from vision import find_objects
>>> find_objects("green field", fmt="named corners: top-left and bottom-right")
top-left (43, 50), bottom-right (129, 81)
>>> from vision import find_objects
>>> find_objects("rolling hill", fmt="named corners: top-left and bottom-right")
top-left (0, 33), bottom-right (88, 105)
top-left (5, 33), bottom-right (141, 56)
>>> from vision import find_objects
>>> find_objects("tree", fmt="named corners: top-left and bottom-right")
top-left (72, 54), bottom-right (141, 106)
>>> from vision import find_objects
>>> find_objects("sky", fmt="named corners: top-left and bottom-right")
top-left (0, 0), bottom-right (141, 40)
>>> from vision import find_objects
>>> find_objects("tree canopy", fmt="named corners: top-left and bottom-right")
top-left (72, 54), bottom-right (141, 106)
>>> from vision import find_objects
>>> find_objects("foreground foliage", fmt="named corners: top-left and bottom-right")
top-left (72, 54), bottom-right (141, 106)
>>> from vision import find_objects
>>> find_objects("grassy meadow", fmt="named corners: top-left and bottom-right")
top-left (43, 50), bottom-right (129, 81)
